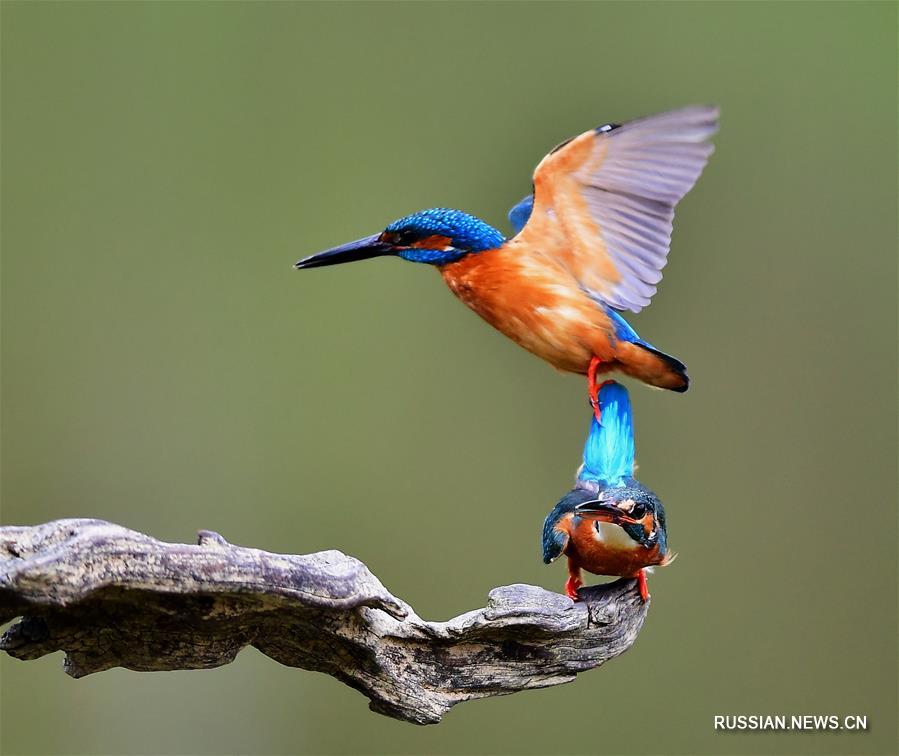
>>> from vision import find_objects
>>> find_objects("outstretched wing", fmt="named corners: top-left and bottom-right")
top-left (513, 106), bottom-right (719, 313)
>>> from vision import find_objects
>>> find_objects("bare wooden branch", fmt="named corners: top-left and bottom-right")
top-left (0, 519), bottom-right (648, 724)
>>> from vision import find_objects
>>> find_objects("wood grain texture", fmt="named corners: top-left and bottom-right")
top-left (0, 519), bottom-right (649, 725)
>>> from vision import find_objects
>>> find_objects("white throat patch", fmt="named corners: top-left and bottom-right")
top-left (592, 520), bottom-right (639, 551)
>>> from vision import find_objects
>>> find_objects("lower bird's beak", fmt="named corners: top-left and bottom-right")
top-left (575, 501), bottom-right (638, 525)
top-left (294, 234), bottom-right (394, 269)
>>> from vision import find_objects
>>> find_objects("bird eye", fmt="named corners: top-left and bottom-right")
top-left (394, 230), bottom-right (417, 246)
top-left (382, 230), bottom-right (412, 246)
top-left (629, 502), bottom-right (646, 519)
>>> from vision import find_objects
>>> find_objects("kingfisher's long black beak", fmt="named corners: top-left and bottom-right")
top-left (294, 234), bottom-right (394, 270)
top-left (575, 500), bottom-right (638, 525)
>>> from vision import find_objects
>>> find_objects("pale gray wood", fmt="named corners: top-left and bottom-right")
top-left (0, 518), bottom-right (648, 724)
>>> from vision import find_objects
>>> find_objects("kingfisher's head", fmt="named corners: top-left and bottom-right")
top-left (294, 208), bottom-right (505, 270)
top-left (574, 482), bottom-right (669, 552)
top-left (541, 481), bottom-right (669, 564)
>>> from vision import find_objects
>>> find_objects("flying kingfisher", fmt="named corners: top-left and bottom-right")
top-left (542, 381), bottom-right (674, 602)
top-left (295, 106), bottom-right (718, 418)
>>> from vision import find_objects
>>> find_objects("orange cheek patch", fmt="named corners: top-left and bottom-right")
top-left (411, 235), bottom-right (453, 250)
top-left (640, 514), bottom-right (654, 539)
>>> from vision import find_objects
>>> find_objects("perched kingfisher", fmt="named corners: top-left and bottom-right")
top-left (542, 381), bottom-right (674, 602)
top-left (295, 106), bottom-right (719, 419)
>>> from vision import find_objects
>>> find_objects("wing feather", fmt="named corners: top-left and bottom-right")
top-left (513, 105), bottom-right (719, 313)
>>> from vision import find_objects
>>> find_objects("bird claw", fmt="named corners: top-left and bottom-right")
top-left (589, 395), bottom-right (602, 423)
top-left (589, 386), bottom-right (615, 426)
top-left (587, 357), bottom-right (619, 423)
top-left (565, 575), bottom-right (582, 601)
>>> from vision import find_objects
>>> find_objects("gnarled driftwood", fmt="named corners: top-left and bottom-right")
top-left (0, 518), bottom-right (648, 724)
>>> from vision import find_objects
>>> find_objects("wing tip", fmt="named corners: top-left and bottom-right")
top-left (669, 103), bottom-right (720, 122)
top-left (620, 104), bottom-right (720, 139)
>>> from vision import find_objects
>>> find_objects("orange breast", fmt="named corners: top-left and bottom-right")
top-left (439, 246), bottom-right (616, 374)
top-left (565, 516), bottom-right (663, 578)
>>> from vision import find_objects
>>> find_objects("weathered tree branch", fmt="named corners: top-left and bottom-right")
top-left (0, 519), bottom-right (648, 724)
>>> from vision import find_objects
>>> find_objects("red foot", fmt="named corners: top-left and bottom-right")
top-left (565, 575), bottom-right (583, 601)
top-left (587, 357), bottom-right (601, 420)
top-left (587, 357), bottom-right (614, 423)
top-left (637, 569), bottom-right (650, 602)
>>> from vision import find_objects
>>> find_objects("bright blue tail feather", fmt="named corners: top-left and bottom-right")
top-left (578, 382), bottom-right (635, 488)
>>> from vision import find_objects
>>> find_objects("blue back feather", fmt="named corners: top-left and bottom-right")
top-left (578, 382), bottom-right (635, 488)
top-left (603, 306), bottom-right (641, 344)
top-left (508, 194), bottom-right (534, 235)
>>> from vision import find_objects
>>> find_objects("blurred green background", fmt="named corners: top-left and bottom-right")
top-left (1, 2), bottom-right (896, 754)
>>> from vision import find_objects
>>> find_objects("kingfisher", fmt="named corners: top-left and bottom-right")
top-left (542, 381), bottom-right (674, 602)
top-left (295, 106), bottom-right (718, 418)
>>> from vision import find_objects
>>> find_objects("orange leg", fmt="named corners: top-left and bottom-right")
top-left (565, 558), bottom-right (582, 601)
top-left (637, 569), bottom-right (650, 602)
top-left (587, 357), bottom-right (614, 423)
